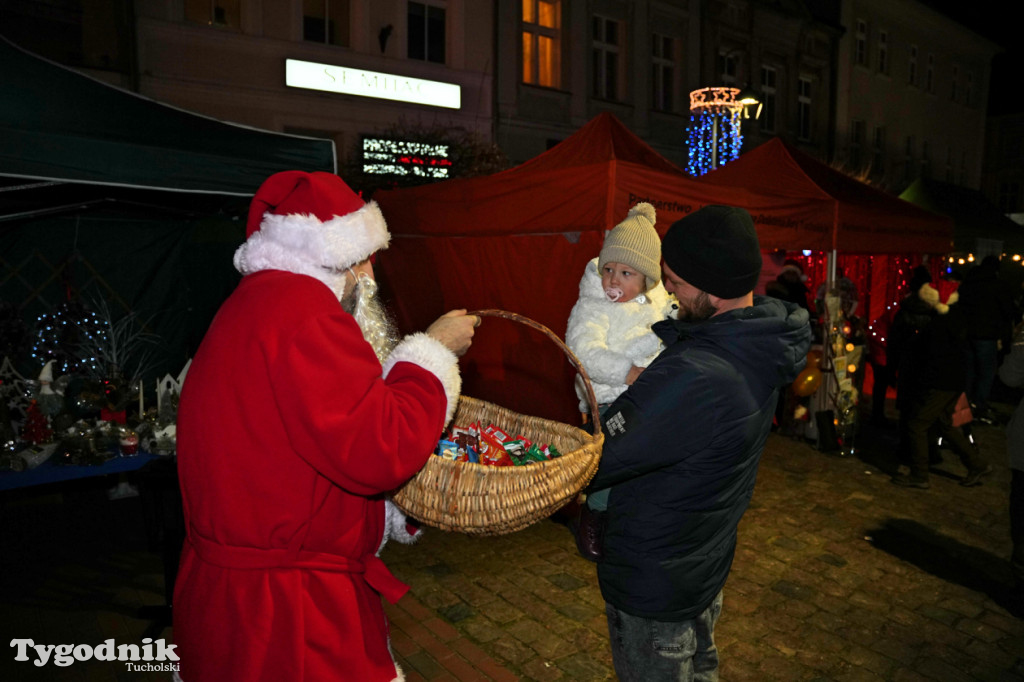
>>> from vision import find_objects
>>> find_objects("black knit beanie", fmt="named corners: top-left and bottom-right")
top-left (907, 265), bottom-right (932, 294)
top-left (662, 205), bottom-right (761, 298)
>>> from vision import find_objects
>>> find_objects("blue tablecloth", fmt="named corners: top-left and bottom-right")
top-left (0, 451), bottom-right (165, 491)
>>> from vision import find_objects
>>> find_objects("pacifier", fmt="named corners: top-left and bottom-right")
top-left (604, 287), bottom-right (623, 302)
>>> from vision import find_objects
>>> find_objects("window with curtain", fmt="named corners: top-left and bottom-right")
top-left (855, 20), bottom-right (868, 67)
top-left (408, 1), bottom-right (446, 63)
top-left (759, 66), bottom-right (777, 134)
top-left (592, 16), bottom-right (621, 101)
top-left (184, 0), bottom-right (241, 28)
top-left (850, 119), bottom-right (865, 169)
top-left (652, 33), bottom-right (675, 112)
top-left (522, 0), bottom-right (561, 87)
top-left (303, 0), bottom-right (350, 46)
top-left (877, 30), bottom-right (888, 74)
top-left (797, 77), bottom-right (812, 141)
top-left (718, 51), bottom-right (736, 85)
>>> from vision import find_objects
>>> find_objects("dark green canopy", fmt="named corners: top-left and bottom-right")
top-left (900, 177), bottom-right (1024, 255)
top-left (0, 35), bottom-right (335, 385)
top-left (0, 34), bottom-right (335, 201)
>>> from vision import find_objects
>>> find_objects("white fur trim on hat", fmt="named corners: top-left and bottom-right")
top-left (918, 283), bottom-right (949, 314)
top-left (233, 201), bottom-right (389, 287)
top-left (382, 333), bottom-right (461, 425)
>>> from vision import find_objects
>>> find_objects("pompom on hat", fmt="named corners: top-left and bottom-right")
top-left (599, 202), bottom-right (661, 289)
top-left (662, 205), bottom-right (761, 299)
top-left (233, 171), bottom-right (390, 282)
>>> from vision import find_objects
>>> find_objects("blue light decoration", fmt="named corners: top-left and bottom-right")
top-left (30, 301), bottom-right (106, 376)
top-left (687, 87), bottom-right (745, 177)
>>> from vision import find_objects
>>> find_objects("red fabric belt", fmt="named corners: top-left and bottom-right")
top-left (187, 532), bottom-right (409, 604)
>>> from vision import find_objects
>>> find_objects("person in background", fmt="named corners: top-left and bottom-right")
top-left (999, 323), bottom-right (1024, 611)
top-left (958, 255), bottom-right (1015, 425)
top-left (173, 171), bottom-right (479, 682)
top-left (891, 282), bottom-right (991, 489)
top-left (565, 202), bottom-right (672, 560)
top-left (766, 258), bottom-right (812, 313)
top-left (587, 205), bottom-right (811, 681)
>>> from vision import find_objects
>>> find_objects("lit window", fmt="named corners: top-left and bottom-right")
top-left (409, 1), bottom-right (446, 64)
top-left (303, 0), bottom-right (350, 46)
top-left (652, 34), bottom-right (675, 112)
top-left (522, 0), bottom-right (561, 88)
top-left (592, 16), bottom-right (621, 101)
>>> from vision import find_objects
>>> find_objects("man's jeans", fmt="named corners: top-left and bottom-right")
top-left (605, 590), bottom-right (724, 682)
top-left (966, 339), bottom-right (999, 414)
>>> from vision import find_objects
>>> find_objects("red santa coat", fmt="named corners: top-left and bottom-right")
top-left (173, 270), bottom-right (459, 682)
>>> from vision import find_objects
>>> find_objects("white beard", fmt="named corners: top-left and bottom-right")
top-left (341, 273), bottom-right (399, 364)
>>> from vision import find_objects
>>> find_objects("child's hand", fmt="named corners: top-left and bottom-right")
top-left (626, 365), bottom-right (644, 385)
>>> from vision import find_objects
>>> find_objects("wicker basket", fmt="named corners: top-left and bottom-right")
top-left (392, 309), bottom-right (604, 536)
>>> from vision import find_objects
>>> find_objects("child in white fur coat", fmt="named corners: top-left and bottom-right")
top-left (564, 203), bottom-right (674, 557)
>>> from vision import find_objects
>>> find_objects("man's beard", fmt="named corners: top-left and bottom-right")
top-left (341, 273), bottom-right (399, 364)
top-left (676, 290), bottom-right (716, 322)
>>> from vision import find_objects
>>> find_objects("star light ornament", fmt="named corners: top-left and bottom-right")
top-left (687, 87), bottom-right (754, 177)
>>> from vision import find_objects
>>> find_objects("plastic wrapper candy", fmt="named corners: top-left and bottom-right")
top-left (434, 422), bottom-right (562, 466)
top-left (478, 431), bottom-right (513, 466)
top-left (436, 439), bottom-right (467, 462)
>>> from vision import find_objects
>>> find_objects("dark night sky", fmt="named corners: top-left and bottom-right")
top-left (920, 0), bottom-right (1023, 114)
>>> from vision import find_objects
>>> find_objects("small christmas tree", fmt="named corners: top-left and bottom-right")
top-left (20, 399), bottom-right (52, 445)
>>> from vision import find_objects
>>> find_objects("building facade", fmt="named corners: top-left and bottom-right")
top-left (494, 0), bottom-right (838, 167)
top-left (834, 0), bottom-right (999, 192)
top-left (0, 0), bottom-right (1005, 194)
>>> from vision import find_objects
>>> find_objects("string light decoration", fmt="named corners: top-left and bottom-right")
top-left (30, 301), bottom-right (106, 376)
top-left (361, 137), bottom-right (451, 179)
top-left (687, 87), bottom-right (747, 177)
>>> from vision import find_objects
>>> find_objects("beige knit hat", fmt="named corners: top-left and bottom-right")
top-left (599, 202), bottom-right (660, 289)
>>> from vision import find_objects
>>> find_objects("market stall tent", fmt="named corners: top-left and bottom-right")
top-left (900, 177), bottom-right (1024, 256)
top-left (698, 137), bottom-right (954, 325)
top-left (374, 113), bottom-right (839, 425)
top-left (0, 35), bottom-right (336, 381)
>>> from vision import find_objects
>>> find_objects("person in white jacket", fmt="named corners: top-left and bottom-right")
top-left (565, 202), bottom-right (674, 559)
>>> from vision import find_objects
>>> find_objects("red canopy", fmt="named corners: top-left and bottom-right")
top-left (698, 137), bottom-right (954, 254)
top-left (374, 113), bottom-right (811, 424)
top-left (373, 114), bottom-right (952, 425)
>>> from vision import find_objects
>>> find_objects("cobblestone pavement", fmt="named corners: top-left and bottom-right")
top-left (1, 407), bottom-right (1021, 681)
top-left (382, 408), bottom-right (1024, 681)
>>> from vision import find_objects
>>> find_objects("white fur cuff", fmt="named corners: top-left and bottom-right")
top-left (383, 333), bottom-right (461, 425)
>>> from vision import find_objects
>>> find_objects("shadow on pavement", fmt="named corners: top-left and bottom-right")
top-left (867, 517), bottom-right (1024, 618)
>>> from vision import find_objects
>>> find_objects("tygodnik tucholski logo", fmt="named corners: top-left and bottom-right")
top-left (10, 637), bottom-right (179, 672)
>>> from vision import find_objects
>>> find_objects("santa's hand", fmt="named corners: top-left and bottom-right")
top-left (426, 309), bottom-right (478, 357)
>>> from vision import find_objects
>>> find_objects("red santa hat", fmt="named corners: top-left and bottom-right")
top-left (233, 171), bottom-right (390, 282)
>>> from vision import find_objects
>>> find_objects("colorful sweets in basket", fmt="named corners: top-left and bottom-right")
top-left (434, 421), bottom-right (561, 466)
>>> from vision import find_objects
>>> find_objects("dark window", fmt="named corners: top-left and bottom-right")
top-left (409, 2), bottom-right (446, 64)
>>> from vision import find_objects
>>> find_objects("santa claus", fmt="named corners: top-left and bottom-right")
top-left (172, 171), bottom-right (477, 681)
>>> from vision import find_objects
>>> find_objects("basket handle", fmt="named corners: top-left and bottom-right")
top-left (468, 309), bottom-right (602, 435)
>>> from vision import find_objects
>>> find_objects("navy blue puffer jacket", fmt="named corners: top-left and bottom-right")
top-left (589, 295), bottom-right (811, 621)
